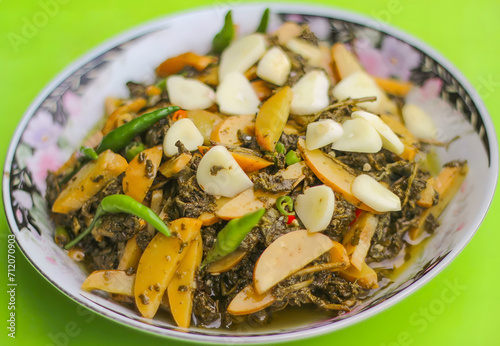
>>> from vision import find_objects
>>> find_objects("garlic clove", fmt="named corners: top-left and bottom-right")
top-left (166, 76), bottom-right (215, 110)
top-left (256, 46), bottom-right (291, 86)
top-left (291, 70), bottom-right (330, 115)
top-left (331, 118), bottom-right (382, 153)
top-left (219, 33), bottom-right (267, 82)
top-left (402, 103), bottom-right (437, 140)
top-left (196, 146), bottom-right (254, 198)
top-left (351, 174), bottom-right (401, 212)
top-left (351, 110), bottom-right (404, 155)
top-left (216, 72), bottom-right (261, 115)
top-left (295, 185), bottom-right (336, 232)
top-left (331, 71), bottom-right (384, 113)
top-left (286, 38), bottom-right (323, 67)
top-left (306, 119), bottom-right (344, 150)
top-left (163, 118), bottom-right (204, 157)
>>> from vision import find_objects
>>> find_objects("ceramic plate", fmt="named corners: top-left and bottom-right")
top-left (3, 3), bottom-right (498, 344)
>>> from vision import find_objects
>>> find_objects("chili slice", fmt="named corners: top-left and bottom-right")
top-left (276, 196), bottom-right (295, 216)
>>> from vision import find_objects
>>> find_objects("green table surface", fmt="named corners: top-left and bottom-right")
top-left (1, 0), bottom-right (499, 345)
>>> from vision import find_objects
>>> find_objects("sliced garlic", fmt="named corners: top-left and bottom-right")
top-left (402, 103), bottom-right (437, 140)
top-left (295, 185), bottom-right (335, 232)
top-left (163, 118), bottom-right (204, 157)
top-left (219, 33), bottom-right (267, 82)
top-left (351, 110), bottom-right (404, 155)
top-left (331, 71), bottom-right (384, 114)
top-left (351, 174), bottom-right (401, 212)
top-left (256, 47), bottom-right (291, 86)
top-left (286, 38), bottom-right (323, 67)
top-left (196, 146), bottom-right (254, 198)
top-left (306, 119), bottom-right (344, 150)
top-left (291, 70), bottom-right (330, 115)
top-left (331, 118), bottom-right (382, 153)
top-left (215, 72), bottom-right (260, 115)
top-left (166, 76), bottom-right (215, 110)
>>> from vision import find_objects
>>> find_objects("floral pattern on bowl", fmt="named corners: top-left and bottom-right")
top-left (3, 4), bottom-right (497, 344)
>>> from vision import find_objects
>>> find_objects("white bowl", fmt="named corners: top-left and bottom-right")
top-left (3, 3), bottom-right (498, 344)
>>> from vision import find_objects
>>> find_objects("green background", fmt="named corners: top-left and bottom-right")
top-left (1, 0), bottom-right (499, 345)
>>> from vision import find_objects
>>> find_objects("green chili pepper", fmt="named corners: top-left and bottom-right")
top-left (80, 146), bottom-right (98, 160)
top-left (212, 10), bottom-right (234, 54)
top-left (64, 194), bottom-right (170, 250)
top-left (276, 196), bottom-right (295, 216)
top-left (255, 8), bottom-right (270, 33)
top-left (275, 142), bottom-right (285, 154)
top-left (203, 208), bottom-right (265, 265)
top-left (60, 106), bottom-right (178, 186)
top-left (95, 105), bottom-right (179, 154)
top-left (156, 78), bottom-right (167, 90)
top-left (285, 150), bottom-right (302, 166)
top-left (125, 142), bottom-right (146, 162)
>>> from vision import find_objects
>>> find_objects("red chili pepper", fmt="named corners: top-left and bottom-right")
top-left (287, 215), bottom-right (296, 224)
top-left (349, 208), bottom-right (363, 226)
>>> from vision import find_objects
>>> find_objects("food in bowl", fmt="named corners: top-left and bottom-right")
top-left (45, 9), bottom-right (468, 329)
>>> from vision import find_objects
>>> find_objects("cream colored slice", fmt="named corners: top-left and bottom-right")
top-left (207, 250), bottom-right (248, 274)
top-left (351, 174), bottom-right (401, 212)
top-left (253, 230), bottom-right (334, 294)
top-left (215, 188), bottom-right (264, 220)
top-left (227, 284), bottom-right (275, 315)
top-left (331, 42), bottom-right (364, 79)
top-left (273, 22), bottom-right (302, 45)
top-left (351, 110), bottom-right (404, 155)
top-left (331, 118), bottom-right (382, 153)
top-left (81, 270), bottom-right (134, 296)
top-left (295, 185), bottom-right (335, 232)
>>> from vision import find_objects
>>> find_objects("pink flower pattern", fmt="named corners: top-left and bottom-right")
top-left (62, 91), bottom-right (82, 119)
top-left (22, 110), bottom-right (62, 150)
top-left (354, 39), bottom-right (390, 78)
top-left (356, 36), bottom-right (421, 81)
top-left (407, 78), bottom-right (444, 105)
top-left (26, 144), bottom-right (65, 193)
top-left (17, 92), bottom-right (82, 193)
top-left (380, 37), bottom-right (421, 81)
top-left (420, 78), bottom-right (443, 100)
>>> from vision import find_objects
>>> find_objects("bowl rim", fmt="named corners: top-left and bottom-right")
top-left (2, 2), bottom-right (498, 344)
